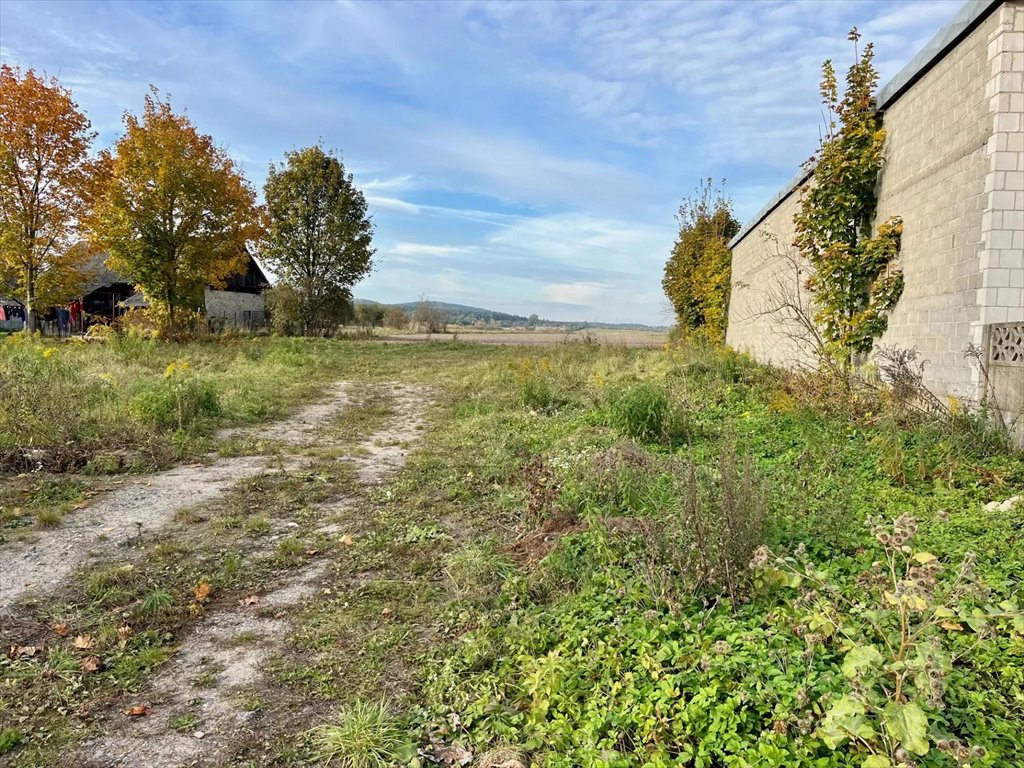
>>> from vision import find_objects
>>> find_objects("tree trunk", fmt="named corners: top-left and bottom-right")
top-left (25, 265), bottom-right (37, 334)
top-left (167, 293), bottom-right (176, 339)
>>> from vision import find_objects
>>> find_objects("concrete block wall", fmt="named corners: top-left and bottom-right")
top-left (872, 5), bottom-right (998, 398)
top-left (727, 1), bottom-right (1024, 407)
top-left (725, 189), bottom-right (813, 369)
top-left (979, 1), bottom-right (1024, 332)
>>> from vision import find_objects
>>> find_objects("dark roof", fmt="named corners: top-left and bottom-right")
top-left (119, 291), bottom-right (150, 309)
top-left (80, 252), bottom-right (131, 295)
top-left (80, 249), bottom-right (270, 296)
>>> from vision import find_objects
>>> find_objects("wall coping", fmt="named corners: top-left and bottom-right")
top-left (729, 0), bottom-right (1004, 249)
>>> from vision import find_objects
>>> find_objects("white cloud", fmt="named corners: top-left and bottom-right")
top-left (391, 243), bottom-right (470, 257)
top-left (367, 196), bottom-right (421, 214)
top-left (543, 282), bottom-right (609, 306)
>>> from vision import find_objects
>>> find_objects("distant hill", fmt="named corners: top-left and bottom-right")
top-left (355, 299), bottom-right (667, 331)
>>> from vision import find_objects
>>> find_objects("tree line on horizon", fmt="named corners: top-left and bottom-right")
top-left (0, 65), bottom-right (374, 337)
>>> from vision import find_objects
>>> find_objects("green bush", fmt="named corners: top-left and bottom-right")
top-left (129, 360), bottom-right (220, 430)
top-left (607, 382), bottom-right (670, 442)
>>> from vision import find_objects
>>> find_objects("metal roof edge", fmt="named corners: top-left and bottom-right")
top-left (729, 0), bottom-right (1004, 250)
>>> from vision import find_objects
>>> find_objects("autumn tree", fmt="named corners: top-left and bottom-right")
top-left (262, 145), bottom-right (374, 335)
top-left (795, 29), bottom-right (903, 369)
top-left (0, 65), bottom-right (106, 332)
top-left (90, 90), bottom-right (262, 335)
top-left (662, 179), bottom-right (739, 344)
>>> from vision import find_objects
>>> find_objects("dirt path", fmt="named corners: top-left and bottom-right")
top-left (76, 383), bottom-right (432, 768)
top-left (0, 383), bottom-right (352, 613)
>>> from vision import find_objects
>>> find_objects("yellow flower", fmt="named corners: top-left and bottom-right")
top-left (42, 347), bottom-right (56, 358)
top-left (163, 359), bottom-right (191, 379)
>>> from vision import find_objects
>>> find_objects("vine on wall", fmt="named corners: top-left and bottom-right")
top-left (795, 29), bottom-right (904, 369)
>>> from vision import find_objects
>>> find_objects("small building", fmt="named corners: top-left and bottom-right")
top-left (81, 250), bottom-right (270, 330)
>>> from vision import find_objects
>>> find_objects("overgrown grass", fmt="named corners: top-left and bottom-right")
top-left (2, 337), bottom-right (1021, 767)
top-left (0, 334), bottom-right (495, 474)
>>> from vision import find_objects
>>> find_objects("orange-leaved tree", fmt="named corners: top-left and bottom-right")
top-left (0, 65), bottom-right (107, 332)
top-left (90, 89), bottom-right (262, 336)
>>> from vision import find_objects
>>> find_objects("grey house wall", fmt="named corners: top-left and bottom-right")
top-left (726, 0), bottom-right (1023, 415)
top-left (204, 288), bottom-right (266, 328)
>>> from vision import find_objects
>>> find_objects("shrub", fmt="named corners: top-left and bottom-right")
top-left (634, 449), bottom-right (765, 603)
top-left (607, 382), bottom-right (670, 442)
top-left (129, 359), bottom-right (220, 430)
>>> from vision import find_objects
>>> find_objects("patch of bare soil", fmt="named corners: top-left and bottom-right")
top-left (0, 383), bottom-right (353, 614)
top-left (500, 515), bottom-right (588, 566)
top-left (346, 383), bottom-right (431, 484)
top-left (74, 382), bottom-right (433, 768)
top-left (218, 381), bottom-right (351, 444)
top-left (76, 565), bottom-right (330, 768)
top-left (0, 457), bottom-right (267, 612)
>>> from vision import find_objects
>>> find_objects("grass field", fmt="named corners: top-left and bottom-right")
top-left (1, 334), bottom-right (1022, 768)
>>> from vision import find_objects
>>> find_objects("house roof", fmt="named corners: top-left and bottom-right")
top-left (119, 291), bottom-right (150, 309)
top-left (729, 0), bottom-right (1004, 250)
top-left (80, 252), bottom-right (132, 295)
top-left (80, 248), bottom-right (270, 297)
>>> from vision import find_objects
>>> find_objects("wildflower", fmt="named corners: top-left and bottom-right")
top-left (42, 347), bottom-right (56, 358)
top-left (748, 545), bottom-right (771, 569)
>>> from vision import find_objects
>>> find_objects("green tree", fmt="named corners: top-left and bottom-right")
top-left (90, 89), bottom-right (262, 336)
top-left (0, 65), bottom-right (106, 332)
top-left (795, 29), bottom-right (904, 369)
top-left (262, 145), bottom-right (374, 335)
top-left (662, 179), bottom-right (739, 344)
top-left (355, 301), bottom-right (385, 330)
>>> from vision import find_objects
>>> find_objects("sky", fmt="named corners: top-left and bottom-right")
top-left (0, 0), bottom-right (964, 325)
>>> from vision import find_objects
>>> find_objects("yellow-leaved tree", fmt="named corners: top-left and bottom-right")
top-left (90, 89), bottom-right (262, 336)
top-left (662, 179), bottom-right (739, 344)
top-left (0, 65), bottom-right (107, 332)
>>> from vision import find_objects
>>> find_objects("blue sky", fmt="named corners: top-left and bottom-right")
top-left (0, 0), bottom-right (962, 324)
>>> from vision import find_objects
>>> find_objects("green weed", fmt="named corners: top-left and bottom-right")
top-left (309, 699), bottom-right (405, 768)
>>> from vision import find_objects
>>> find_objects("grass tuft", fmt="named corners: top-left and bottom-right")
top-left (309, 698), bottom-right (404, 768)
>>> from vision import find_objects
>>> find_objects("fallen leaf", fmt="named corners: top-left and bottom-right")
top-left (380, 607), bottom-right (392, 618)
top-left (940, 621), bottom-right (964, 631)
top-left (80, 655), bottom-right (101, 672)
top-left (341, 533), bottom-right (354, 546)
top-left (123, 704), bottom-right (152, 717)
top-left (52, 622), bottom-right (70, 637)
top-left (239, 595), bottom-right (260, 606)
top-left (117, 624), bottom-right (133, 640)
top-left (193, 582), bottom-right (213, 602)
top-left (303, 548), bottom-right (319, 557)
top-left (9, 645), bottom-right (38, 658)
top-left (73, 501), bottom-right (88, 510)
top-left (73, 634), bottom-right (95, 650)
